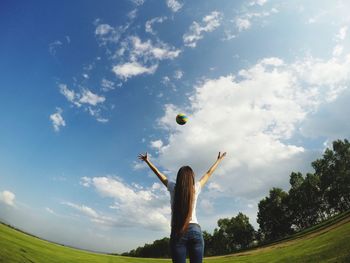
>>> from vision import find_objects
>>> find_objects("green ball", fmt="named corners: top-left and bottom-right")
top-left (176, 113), bottom-right (188, 125)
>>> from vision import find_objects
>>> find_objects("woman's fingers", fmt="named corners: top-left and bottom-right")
top-left (138, 152), bottom-right (148, 161)
top-left (218, 151), bottom-right (227, 159)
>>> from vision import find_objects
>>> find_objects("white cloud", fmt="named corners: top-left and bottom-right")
top-left (112, 62), bottom-right (158, 80)
top-left (0, 190), bottom-right (15, 207)
top-left (154, 54), bottom-right (350, 200)
top-left (183, 11), bottom-right (222, 48)
top-left (260, 57), bottom-right (284, 66)
top-left (207, 182), bottom-right (223, 192)
top-left (59, 84), bottom-right (107, 122)
top-left (80, 176), bottom-right (171, 231)
top-left (45, 207), bottom-right (55, 214)
top-left (87, 108), bottom-right (109, 123)
top-left (59, 84), bottom-right (81, 107)
top-left (336, 26), bottom-right (348, 41)
top-left (63, 202), bottom-right (99, 218)
top-left (80, 177), bottom-right (92, 187)
top-left (166, 0), bottom-right (183, 12)
top-left (50, 107), bottom-right (66, 132)
top-left (130, 36), bottom-right (181, 61)
top-left (79, 89), bottom-right (106, 106)
top-left (173, 70), bottom-right (183, 80)
top-left (94, 22), bottom-right (126, 46)
top-left (150, 139), bottom-right (163, 149)
top-left (236, 18), bottom-right (251, 32)
top-left (333, 44), bottom-right (344, 56)
top-left (131, 0), bottom-right (144, 6)
top-left (95, 24), bottom-right (114, 35)
top-left (300, 87), bottom-right (350, 140)
top-left (101, 78), bottom-right (116, 92)
top-left (145, 17), bottom-right (167, 35)
top-left (293, 55), bottom-right (350, 92)
top-left (112, 36), bottom-right (180, 81)
top-left (249, 0), bottom-right (268, 6)
top-left (49, 40), bottom-right (63, 56)
top-left (127, 9), bottom-right (138, 20)
top-left (235, 8), bottom-right (278, 33)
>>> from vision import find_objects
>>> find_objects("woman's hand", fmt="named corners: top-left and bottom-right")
top-left (138, 152), bottom-right (168, 186)
top-left (217, 152), bottom-right (227, 161)
top-left (138, 152), bottom-right (149, 162)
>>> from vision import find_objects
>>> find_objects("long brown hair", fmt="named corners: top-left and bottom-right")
top-left (172, 166), bottom-right (195, 235)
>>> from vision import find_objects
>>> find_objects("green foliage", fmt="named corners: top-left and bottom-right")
top-left (257, 188), bottom-right (293, 241)
top-left (312, 139), bottom-right (350, 213)
top-left (122, 237), bottom-right (170, 258)
top-left (217, 212), bottom-right (255, 250)
top-left (257, 139), bottom-right (350, 242)
top-left (288, 172), bottom-right (324, 230)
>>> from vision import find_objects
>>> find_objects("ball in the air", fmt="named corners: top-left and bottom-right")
top-left (176, 113), bottom-right (188, 125)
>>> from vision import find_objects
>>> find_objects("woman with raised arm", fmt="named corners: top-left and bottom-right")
top-left (138, 151), bottom-right (227, 263)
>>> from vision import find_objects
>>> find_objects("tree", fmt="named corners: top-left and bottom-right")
top-left (288, 172), bottom-right (324, 230)
top-left (211, 227), bottom-right (230, 255)
top-left (202, 231), bottom-right (214, 256)
top-left (216, 212), bottom-right (255, 252)
top-left (313, 139), bottom-right (350, 214)
top-left (257, 188), bottom-right (293, 241)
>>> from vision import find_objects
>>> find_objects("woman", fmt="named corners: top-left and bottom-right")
top-left (138, 151), bottom-right (227, 263)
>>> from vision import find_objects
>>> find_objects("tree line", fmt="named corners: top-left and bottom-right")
top-left (122, 139), bottom-right (350, 257)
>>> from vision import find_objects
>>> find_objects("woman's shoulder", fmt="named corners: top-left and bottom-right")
top-left (167, 180), bottom-right (176, 192)
top-left (195, 181), bottom-right (202, 194)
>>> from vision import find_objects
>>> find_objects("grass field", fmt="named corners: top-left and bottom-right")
top-left (1, 214), bottom-right (350, 263)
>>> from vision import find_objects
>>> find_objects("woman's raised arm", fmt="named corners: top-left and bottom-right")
top-left (138, 152), bottom-right (168, 187)
top-left (199, 152), bottom-right (226, 188)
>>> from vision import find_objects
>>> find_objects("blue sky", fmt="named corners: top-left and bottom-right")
top-left (1, 0), bottom-right (350, 253)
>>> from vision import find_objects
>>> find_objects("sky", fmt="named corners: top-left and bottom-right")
top-left (1, 0), bottom-right (350, 254)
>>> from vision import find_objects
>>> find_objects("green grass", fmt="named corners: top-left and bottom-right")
top-left (1, 214), bottom-right (350, 263)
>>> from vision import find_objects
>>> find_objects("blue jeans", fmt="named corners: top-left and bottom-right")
top-left (170, 223), bottom-right (204, 263)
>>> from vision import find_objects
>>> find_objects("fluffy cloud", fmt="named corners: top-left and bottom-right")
top-left (183, 11), bottom-right (222, 48)
top-left (300, 86), bottom-right (350, 140)
top-left (235, 8), bottom-right (278, 32)
top-left (101, 78), bottom-right (116, 92)
top-left (48, 40), bottom-right (63, 56)
top-left (79, 89), bottom-right (106, 106)
top-left (131, 0), bottom-right (144, 6)
top-left (63, 202), bottom-right (99, 218)
top-left (0, 190), bottom-right (15, 207)
top-left (332, 26), bottom-right (348, 57)
top-left (60, 84), bottom-right (105, 106)
top-left (250, 0), bottom-right (268, 6)
top-left (80, 176), bottom-right (171, 231)
top-left (94, 22), bottom-right (128, 46)
top-left (112, 36), bottom-right (180, 80)
top-left (166, 0), bottom-right (183, 12)
top-left (58, 84), bottom-right (107, 122)
top-left (145, 17), bottom-right (167, 35)
top-left (50, 107), bottom-right (66, 132)
top-left (112, 62), bottom-right (158, 80)
top-left (154, 54), bottom-right (350, 200)
top-left (173, 70), bottom-right (183, 79)
top-left (236, 18), bottom-right (251, 32)
top-left (336, 26), bottom-right (348, 41)
top-left (129, 36), bottom-right (181, 61)
top-left (150, 139), bottom-right (163, 149)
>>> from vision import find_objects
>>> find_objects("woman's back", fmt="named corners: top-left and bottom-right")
top-left (138, 151), bottom-right (226, 263)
